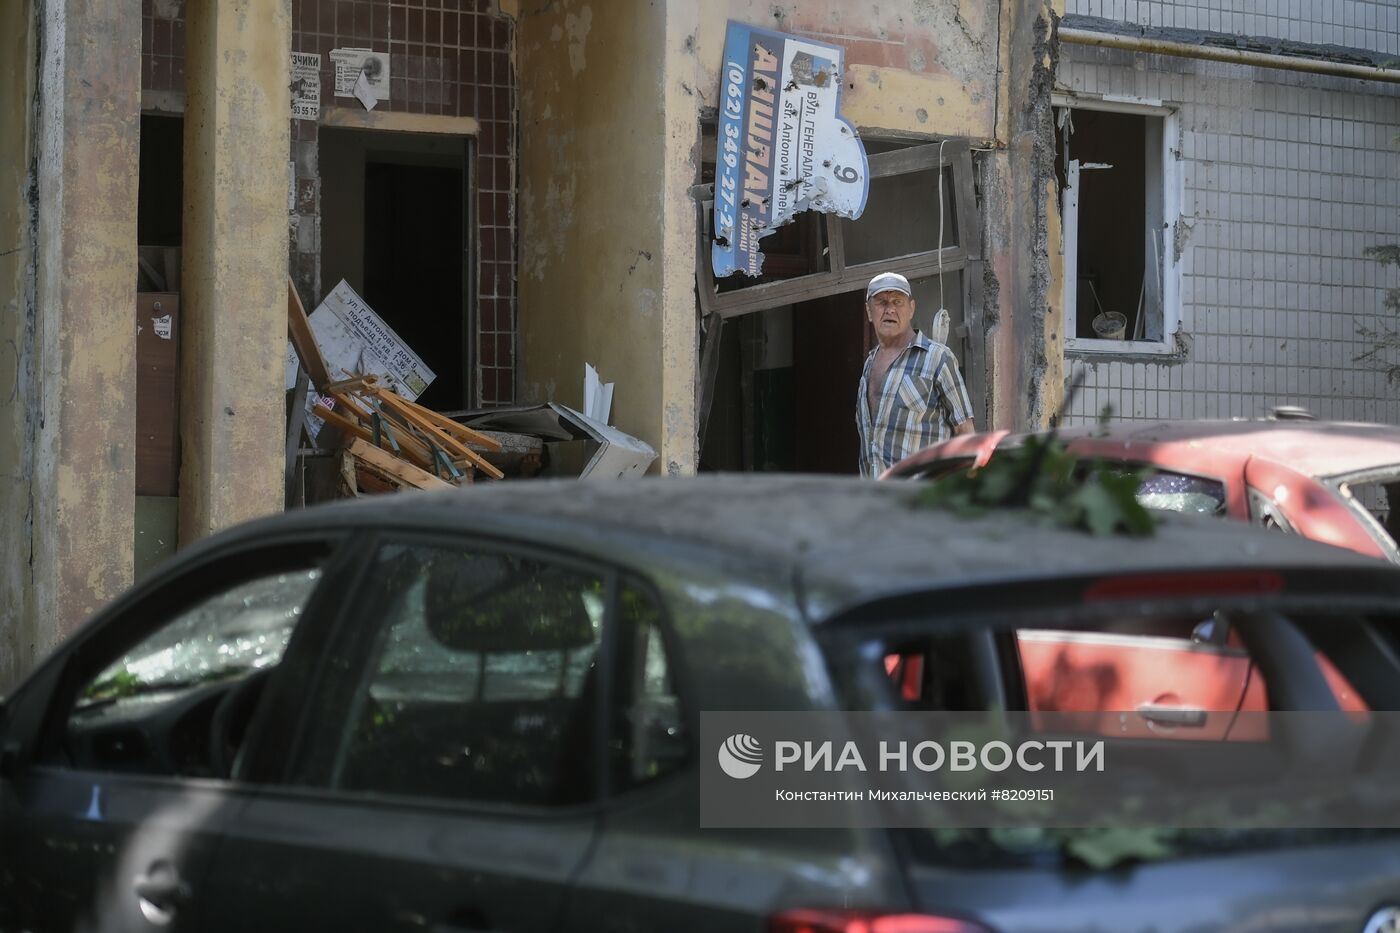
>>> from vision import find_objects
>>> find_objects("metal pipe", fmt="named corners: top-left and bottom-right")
top-left (1059, 26), bottom-right (1400, 84)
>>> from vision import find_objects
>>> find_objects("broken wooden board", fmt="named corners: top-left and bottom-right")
top-left (348, 437), bottom-right (454, 491)
top-left (313, 402), bottom-right (438, 472)
top-left (377, 386), bottom-right (502, 452)
top-left (371, 389), bottom-right (505, 480)
top-left (286, 276), bottom-right (332, 390)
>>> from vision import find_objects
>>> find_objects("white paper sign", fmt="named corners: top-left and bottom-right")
top-left (152, 314), bottom-right (173, 340)
top-left (284, 279), bottom-right (435, 438)
top-left (353, 70), bottom-right (377, 111)
top-left (290, 51), bottom-right (321, 120)
top-left (330, 48), bottom-right (390, 101)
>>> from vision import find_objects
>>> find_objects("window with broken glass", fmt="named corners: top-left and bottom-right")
top-left (692, 137), bottom-right (980, 319)
top-left (1055, 99), bottom-right (1181, 352)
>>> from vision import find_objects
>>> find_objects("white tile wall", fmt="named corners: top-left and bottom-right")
top-left (1060, 43), bottom-right (1400, 428)
top-left (1067, 0), bottom-right (1400, 55)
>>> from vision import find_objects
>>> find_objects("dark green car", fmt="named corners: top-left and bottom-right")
top-left (4, 475), bottom-right (1400, 933)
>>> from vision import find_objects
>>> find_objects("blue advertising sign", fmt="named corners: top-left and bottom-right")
top-left (712, 20), bottom-right (870, 278)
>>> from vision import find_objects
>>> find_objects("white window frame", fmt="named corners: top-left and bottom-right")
top-left (1056, 94), bottom-right (1182, 355)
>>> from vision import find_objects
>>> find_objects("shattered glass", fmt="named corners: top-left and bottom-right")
top-left (1134, 471), bottom-right (1227, 516)
top-left (79, 568), bottom-right (322, 708)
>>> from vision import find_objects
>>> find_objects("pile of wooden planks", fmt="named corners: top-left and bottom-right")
top-left (313, 374), bottom-right (504, 487)
top-left (287, 278), bottom-right (502, 493)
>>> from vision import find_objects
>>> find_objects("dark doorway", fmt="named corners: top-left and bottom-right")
top-left (320, 128), bottom-right (471, 411)
top-left (699, 294), bottom-right (867, 475)
top-left (793, 292), bottom-right (867, 474)
top-left (363, 162), bottom-right (465, 410)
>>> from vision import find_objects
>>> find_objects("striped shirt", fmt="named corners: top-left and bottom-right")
top-left (856, 331), bottom-right (974, 477)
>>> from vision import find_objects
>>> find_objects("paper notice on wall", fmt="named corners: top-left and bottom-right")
top-left (290, 51), bottom-right (321, 120)
top-left (284, 279), bottom-right (435, 438)
top-left (152, 315), bottom-right (173, 340)
top-left (353, 70), bottom-right (377, 111)
top-left (330, 48), bottom-right (390, 101)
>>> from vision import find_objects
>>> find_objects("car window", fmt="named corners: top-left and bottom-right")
top-left (1133, 470), bottom-right (1227, 516)
top-left (1248, 488), bottom-right (1296, 532)
top-left (63, 557), bottom-right (329, 777)
top-left (829, 607), bottom-right (1372, 741)
top-left (1335, 475), bottom-right (1400, 555)
top-left (608, 579), bottom-right (687, 792)
top-left (327, 542), bottom-right (606, 807)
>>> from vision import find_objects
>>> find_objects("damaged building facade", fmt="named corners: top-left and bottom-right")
top-left (4, 0), bottom-right (1398, 688)
top-left (1, 0), bottom-right (1061, 688)
top-left (1055, 1), bottom-right (1400, 426)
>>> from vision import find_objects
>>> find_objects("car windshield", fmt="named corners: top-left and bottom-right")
top-left (75, 568), bottom-right (323, 710)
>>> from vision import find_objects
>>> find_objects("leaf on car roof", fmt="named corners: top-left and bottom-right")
top-left (911, 424), bottom-right (1157, 538)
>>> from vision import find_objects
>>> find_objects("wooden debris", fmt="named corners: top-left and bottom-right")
top-left (286, 277), bottom-right (332, 390)
top-left (348, 438), bottom-right (454, 491)
top-left (289, 295), bottom-right (526, 493)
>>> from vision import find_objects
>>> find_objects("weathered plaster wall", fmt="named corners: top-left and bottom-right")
top-left (179, 0), bottom-right (290, 543)
top-left (28, 0), bottom-right (143, 663)
top-left (985, 0), bottom-right (1062, 430)
top-left (518, 0), bottom-right (697, 470)
top-left (0, 0), bottom-right (37, 692)
top-left (690, 0), bottom-right (1002, 143)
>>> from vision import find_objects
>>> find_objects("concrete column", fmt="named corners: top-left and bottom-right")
top-left (21, 0), bottom-right (143, 673)
top-left (0, 1), bottom-right (39, 691)
top-left (657, 0), bottom-right (700, 475)
top-left (180, 0), bottom-right (291, 543)
top-left (985, 0), bottom-right (1062, 431)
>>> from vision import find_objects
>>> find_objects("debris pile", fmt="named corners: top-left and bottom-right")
top-left (286, 278), bottom-right (503, 494)
top-left (286, 278), bottom-right (657, 498)
top-left (313, 373), bottom-right (504, 489)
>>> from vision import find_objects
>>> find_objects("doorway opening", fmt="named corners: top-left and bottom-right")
top-left (320, 128), bottom-right (472, 410)
top-left (700, 270), bottom-right (966, 474)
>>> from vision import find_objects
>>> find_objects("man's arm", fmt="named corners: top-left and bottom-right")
top-left (933, 348), bottom-right (977, 437)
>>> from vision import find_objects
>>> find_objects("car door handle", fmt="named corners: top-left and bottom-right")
top-left (1137, 703), bottom-right (1208, 727)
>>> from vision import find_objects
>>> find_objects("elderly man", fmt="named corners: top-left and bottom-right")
top-left (856, 272), bottom-right (975, 477)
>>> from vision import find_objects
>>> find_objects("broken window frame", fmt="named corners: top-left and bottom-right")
top-left (1055, 94), bottom-right (1183, 355)
top-left (691, 139), bottom-right (980, 319)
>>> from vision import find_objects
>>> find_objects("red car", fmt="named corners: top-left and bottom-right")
top-left (881, 412), bottom-right (1400, 732)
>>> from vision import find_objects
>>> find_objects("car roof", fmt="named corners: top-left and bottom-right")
top-left (1051, 419), bottom-right (1400, 479)
top-left (209, 475), bottom-right (1390, 609)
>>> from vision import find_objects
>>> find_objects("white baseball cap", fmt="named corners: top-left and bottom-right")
top-left (866, 272), bottom-right (912, 300)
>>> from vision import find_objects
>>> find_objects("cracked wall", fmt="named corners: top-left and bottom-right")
top-left (984, 0), bottom-right (1062, 431)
